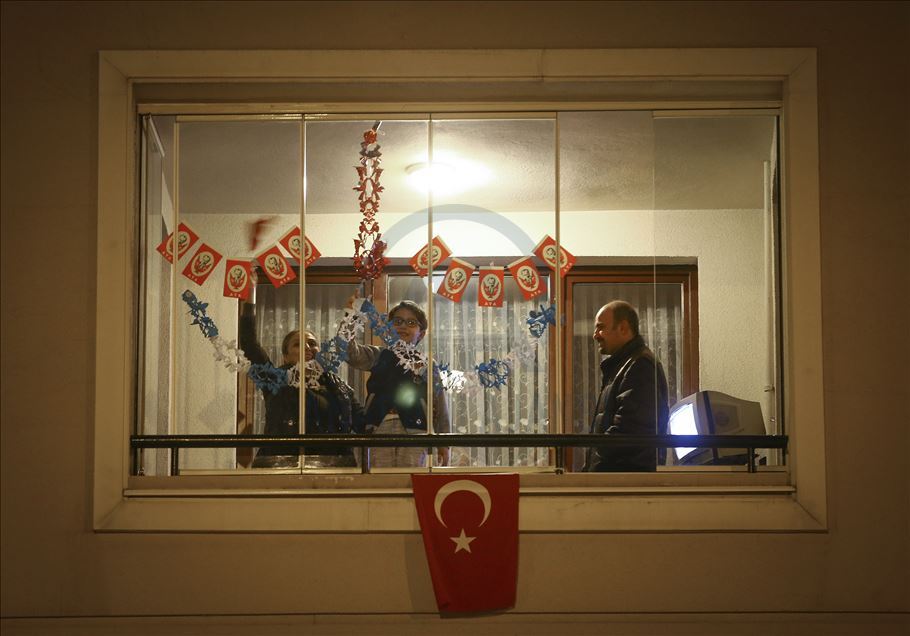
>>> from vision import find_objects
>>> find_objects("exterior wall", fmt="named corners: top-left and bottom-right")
top-left (1, 1), bottom-right (907, 633)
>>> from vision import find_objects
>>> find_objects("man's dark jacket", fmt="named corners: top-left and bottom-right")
top-left (584, 335), bottom-right (669, 472)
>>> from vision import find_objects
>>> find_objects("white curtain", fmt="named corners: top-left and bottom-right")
top-left (389, 275), bottom-right (550, 467)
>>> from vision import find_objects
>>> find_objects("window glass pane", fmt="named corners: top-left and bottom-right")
top-left (170, 118), bottom-right (301, 473)
top-left (559, 111), bottom-right (660, 472)
top-left (425, 117), bottom-right (556, 468)
top-left (653, 114), bottom-right (781, 467)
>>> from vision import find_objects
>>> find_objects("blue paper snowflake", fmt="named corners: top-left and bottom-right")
top-left (527, 303), bottom-right (556, 339)
top-left (315, 335), bottom-right (350, 374)
top-left (247, 363), bottom-right (288, 395)
top-left (475, 358), bottom-right (511, 389)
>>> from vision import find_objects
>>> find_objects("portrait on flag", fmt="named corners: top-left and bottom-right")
top-left (477, 266), bottom-right (505, 307)
top-left (532, 234), bottom-right (576, 277)
top-left (222, 259), bottom-right (252, 300)
top-left (410, 236), bottom-right (452, 276)
top-left (256, 244), bottom-right (296, 288)
top-left (181, 242), bottom-right (223, 285)
top-left (507, 256), bottom-right (545, 301)
top-left (437, 258), bottom-right (474, 303)
top-left (156, 222), bottom-right (199, 264)
top-left (411, 474), bottom-right (519, 613)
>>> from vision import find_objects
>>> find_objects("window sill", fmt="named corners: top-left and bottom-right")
top-left (101, 471), bottom-right (822, 534)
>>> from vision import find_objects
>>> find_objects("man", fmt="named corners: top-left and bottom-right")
top-left (583, 301), bottom-right (669, 472)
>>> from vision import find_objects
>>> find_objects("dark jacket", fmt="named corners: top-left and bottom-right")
top-left (363, 348), bottom-right (436, 432)
top-left (584, 335), bottom-right (669, 472)
top-left (238, 311), bottom-right (364, 460)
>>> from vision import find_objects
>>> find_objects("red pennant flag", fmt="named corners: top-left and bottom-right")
top-left (278, 226), bottom-right (303, 261)
top-left (478, 266), bottom-right (504, 307)
top-left (412, 474), bottom-right (519, 613)
top-left (532, 235), bottom-right (576, 277)
top-left (507, 256), bottom-right (545, 301)
top-left (302, 235), bottom-right (321, 268)
top-left (256, 244), bottom-right (296, 288)
top-left (223, 259), bottom-right (252, 300)
top-left (156, 222), bottom-right (199, 264)
top-left (437, 257), bottom-right (474, 303)
top-left (409, 236), bottom-right (452, 276)
top-left (181, 242), bottom-right (223, 285)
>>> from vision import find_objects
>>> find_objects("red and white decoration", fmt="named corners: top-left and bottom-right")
top-left (256, 244), bottom-right (296, 288)
top-left (411, 474), bottom-right (520, 613)
top-left (277, 226), bottom-right (321, 268)
top-left (410, 236), bottom-right (452, 276)
top-left (533, 234), bottom-right (576, 277)
top-left (181, 242), bottom-right (223, 285)
top-left (156, 222), bottom-right (199, 264)
top-left (437, 258), bottom-right (474, 303)
top-left (507, 255), bottom-right (545, 301)
top-left (222, 259), bottom-right (252, 300)
top-left (477, 266), bottom-right (505, 307)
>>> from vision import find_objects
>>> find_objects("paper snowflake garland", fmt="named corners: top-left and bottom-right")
top-left (181, 290), bottom-right (219, 338)
top-left (391, 340), bottom-right (428, 376)
top-left (248, 363), bottom-right (288, 395)
top-left (210, 336), bottom-right (251, 373)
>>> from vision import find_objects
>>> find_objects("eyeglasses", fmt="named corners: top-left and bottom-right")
top-left (391, 318), bottom-right (420, 328)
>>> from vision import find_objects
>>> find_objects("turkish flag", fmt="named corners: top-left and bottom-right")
top-left (411, 474), bottom-right (519, 613)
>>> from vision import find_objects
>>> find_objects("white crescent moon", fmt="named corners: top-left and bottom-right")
top-left (433, 480), bottom-right (492, 528)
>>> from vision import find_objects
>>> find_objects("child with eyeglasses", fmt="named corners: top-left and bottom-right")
top-left (344, 295), bottom-right (450, 468)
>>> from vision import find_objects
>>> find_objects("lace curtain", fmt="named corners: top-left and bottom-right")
top-left (389, 275), bottom-right (550, 467)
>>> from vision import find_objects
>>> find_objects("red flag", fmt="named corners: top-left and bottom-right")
top-left (223, 259), bottom-right (252, 300)
top-left (507, 256), bottom-right (545, 301)
top-left (532, 234), bottom-right (576, 277)
top-left (256, 244), bottom-right (296, 288)
top-left (409, 236), bottom-right (452, 276)
top-left (436, 258), bottom-right (474, 303)
top-left (156, 222), bottom-right (199, 264)
top-left (181, 242), bottom-right (222, 285)
top-left (478, 266), bottom-right (504, 307)
top-left (411, 474), bottom-right (519, 613)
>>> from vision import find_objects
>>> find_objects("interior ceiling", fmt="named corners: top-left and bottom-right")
top-left (169, 114), bottom-right (776, 216)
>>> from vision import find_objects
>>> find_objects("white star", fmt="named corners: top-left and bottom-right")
top-left (450, 529), bottom-right (476, 554)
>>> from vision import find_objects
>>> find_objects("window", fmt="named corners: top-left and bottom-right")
top-left (96, 49), bottom-right (824, 532)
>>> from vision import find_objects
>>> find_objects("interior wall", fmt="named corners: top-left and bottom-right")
top-left (2, 1), bottom-right (908, 632)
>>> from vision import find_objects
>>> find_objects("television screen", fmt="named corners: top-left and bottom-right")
top-left (667, 391), bottom-right (767, 465)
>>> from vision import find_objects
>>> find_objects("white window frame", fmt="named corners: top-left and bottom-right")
top-left (95, 49), bottom-right (823, 532)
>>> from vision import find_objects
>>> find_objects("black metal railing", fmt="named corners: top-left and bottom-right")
top-left (131, 433), bottom-right (787, 476)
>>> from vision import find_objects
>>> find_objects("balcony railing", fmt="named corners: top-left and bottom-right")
top-left (131, 433), bottom-right (788, 476)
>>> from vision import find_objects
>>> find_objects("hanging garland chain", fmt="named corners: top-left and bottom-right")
top-left (181, 290), bottom-right (555, 396)
top-left (352, 124), bottom-right (388, 281)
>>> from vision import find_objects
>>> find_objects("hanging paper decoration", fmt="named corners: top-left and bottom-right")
top-left (222, 259), bottom-right (252, 300)
top-left (437, 258), bottom-right (474, 303)
top-left (478, 266), bottom-right (505, 307)
top-left (256, 244), bottom-right (296, 288)
top-left (248, 362), bottom-right (288, 396)
top-left (156, 222), bottom-right (199, 264)
top-left (352, 124), bottom-right (389, 281)
top-left (409, 236), bottom-right (452, 276)
top-left (302, 235), bottom-right (321, 268)
top-left (278, 226), bottom-right (303, 261)
top-left (182, 242), bottom-right (223, 285)
top-left (507, 256), bottom-right (545, 301)
top-left (527, 303), bottom-right (557, 338)
top-left (476, 358), bottom-right (511, 389)
top-left (533, 235), bottom-right (576, 277)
